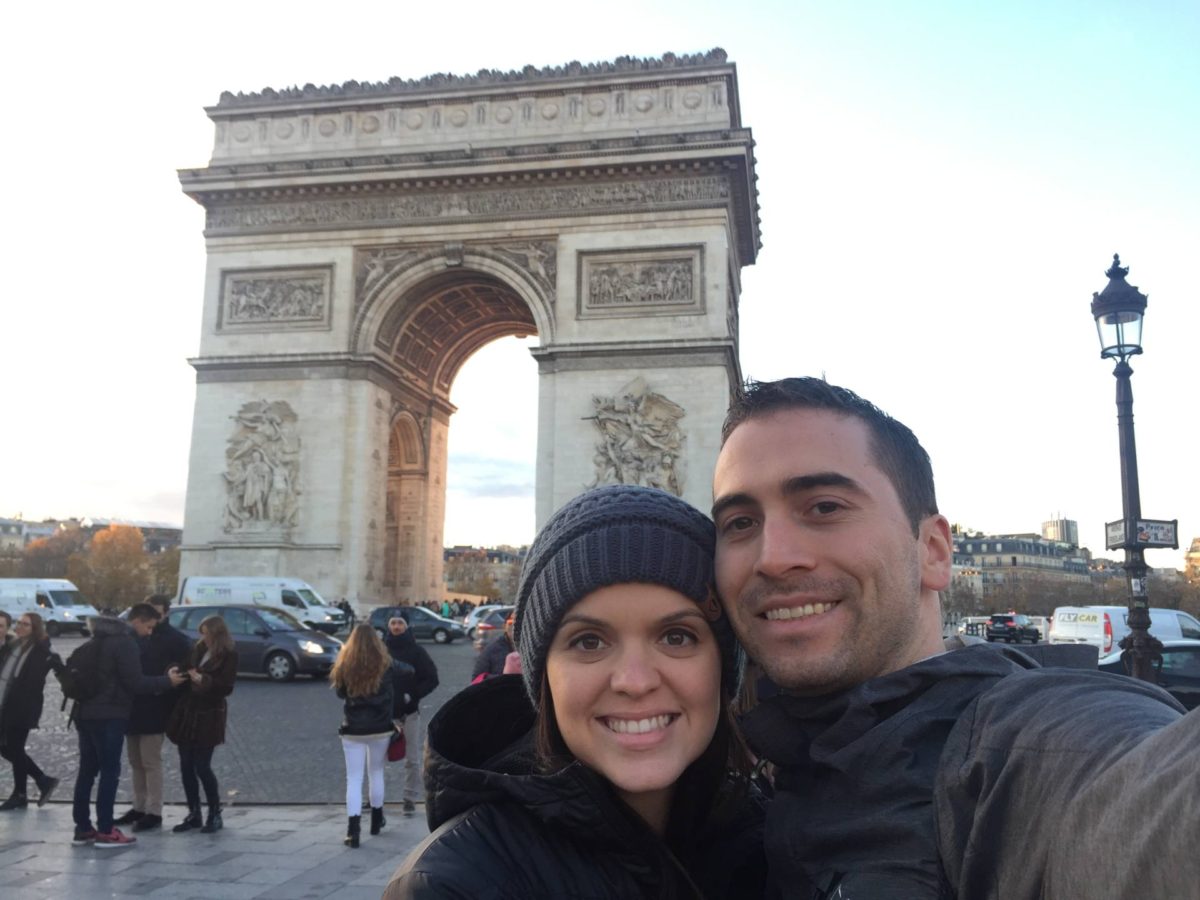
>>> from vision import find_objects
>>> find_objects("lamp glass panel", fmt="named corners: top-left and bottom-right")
top-left (1095, 309), bottom-right (1144, 358)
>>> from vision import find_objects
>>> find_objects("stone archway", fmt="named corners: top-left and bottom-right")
top-left (178, 50), bottom-right (760, 607)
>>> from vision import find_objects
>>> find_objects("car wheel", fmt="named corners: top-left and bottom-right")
top-left (433, 628), bottom-right (449, 644)
top-left (46, 621), bottom-right (60, 637)
top-left (265, 652), bottom-right (297, 682)
top-left (467, 627), bottom-right (476, 640)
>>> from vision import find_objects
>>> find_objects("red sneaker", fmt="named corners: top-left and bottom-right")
top-left (94, 827), bottom-right (137, 848)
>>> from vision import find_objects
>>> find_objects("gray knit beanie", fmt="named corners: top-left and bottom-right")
top-left (513, 484), bottom-right (743, 703)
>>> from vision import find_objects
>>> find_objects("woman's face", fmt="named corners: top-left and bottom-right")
top-left (546, 583), bottom-right (721, 813)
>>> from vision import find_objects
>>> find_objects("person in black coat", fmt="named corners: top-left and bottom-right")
top-left (386, 485), bottom-right (766, 899)
top-left (384, 616), bottom-right (439, 814)
top-left (0, 612), bottom-right (59, 810)
top-left (332, 624), bottom-right (415, 847)
top-left (114, 598), bottom-right (194, 832)
top-left (470, 616), bottom-right (515, 682)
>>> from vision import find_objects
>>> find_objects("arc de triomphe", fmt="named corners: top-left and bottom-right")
top-left (178, 49), bottom-right (761, 607)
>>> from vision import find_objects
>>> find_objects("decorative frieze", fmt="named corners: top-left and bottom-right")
top-left (218, 267), bottom-right (332, 332)
top-left (586, 378), bottom-right (687, 496)
top-left (222, 400), bottom-right (301, 533)
top-left (206, 175), bottom-right (730, 235)
top-left (579, 246), bottom-right (703, 318)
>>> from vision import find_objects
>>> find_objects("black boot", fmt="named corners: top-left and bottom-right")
top-left (0, 793), bottom-right (29, 811)
top-left (200, 804), bottom-right (223, 833)
top-left (344, 815), bottom-right (361, 848)
top-left (172, 805), bottom-right (203, 833)
top-left (370, 806), bottom-right (386, 835)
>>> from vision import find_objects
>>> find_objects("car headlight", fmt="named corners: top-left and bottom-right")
top-left (63, 612), bottom-right (75, 619)
top-left (300, 640), bottom-right (324, 654)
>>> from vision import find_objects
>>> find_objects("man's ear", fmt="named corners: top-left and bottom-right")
top-left (918, 514), bottom-right (952, 592)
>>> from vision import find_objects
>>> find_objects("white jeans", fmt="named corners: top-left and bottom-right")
top-left (340, 733), bottom-right (391, 817)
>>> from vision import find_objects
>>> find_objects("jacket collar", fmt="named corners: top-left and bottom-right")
top-left (86, 616), bottom-right (134, 639)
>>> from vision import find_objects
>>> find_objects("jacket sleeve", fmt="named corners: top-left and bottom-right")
top-left (115, 638), bottom-right (173, 696)
top-left (935, 669), bottom-right (1197, 900)
top-left (193, 651), bottom-right (237, 698)
top-left (412, 646), bottom-right (439, 701)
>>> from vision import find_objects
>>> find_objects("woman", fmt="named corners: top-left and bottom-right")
top-left (331, 624), bottom-right (414, 847)
top-left (166, 614), bottom-right (237, 834)
top-left (0, 613), bottom-right (60, 810)
top-left (387, 484), bottom-right (765, 899)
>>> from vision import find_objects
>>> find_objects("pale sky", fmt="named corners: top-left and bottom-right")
top-left (2, 1), bottom-right (1196, 569)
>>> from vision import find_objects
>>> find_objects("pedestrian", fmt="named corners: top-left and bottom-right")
top-left (166, 614), bottom-right (237, 835)
top-left (0, 610), bottom-right (14, 653)
top-left (65, 608), bottom-right (185, 847)
top-left (113, 596), bottom-right (193, 832)
top-left (710, 376), bottom-right (1199, 899)
top-left (384, 615), bottom-right (439, 815)
top-left (386, 484), bottom-right (765, 899)
top-left (439, 599), bottom-right (451, 619)
top-left (331, 623), bottom-right (415, 847)
top-left (469, 613), bottom-right (515, 682)
top-left (0, 612), bottom-right (60, 810)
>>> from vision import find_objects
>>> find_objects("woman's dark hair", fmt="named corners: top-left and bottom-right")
top-left (197, 615), bottom-right (235, 656)
top-left (20, 612), bottom-right (46, 645)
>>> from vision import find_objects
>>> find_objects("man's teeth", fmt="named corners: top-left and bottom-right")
top-left (765, 602), bottom-right (836, 621)
top-left (606, 715), bottom-right (674, 734)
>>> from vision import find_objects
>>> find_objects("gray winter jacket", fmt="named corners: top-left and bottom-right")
top-left (75, 616), bottom-right (174, 722)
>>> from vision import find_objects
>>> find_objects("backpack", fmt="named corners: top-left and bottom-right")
top-left (57, 636), bottom-right (108, 703)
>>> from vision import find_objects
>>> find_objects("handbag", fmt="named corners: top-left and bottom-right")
top-left (387, 726), bottom-right (406, 762)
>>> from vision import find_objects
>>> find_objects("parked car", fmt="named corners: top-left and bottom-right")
top-left (472, 606), bottom-right (515, 651)
top-left (167, 603), bottom-right (342, 682)
top-left (985, 613), bottom-right (1041, 644)
top-left (1098, 639), bottom-right (1200, 710)
top-left (368, 605), bottom-right (466, 644)
top-left (1049, 606), bottom-right (1200, 655)
top-left (462, 604), bottom-right (508, 640)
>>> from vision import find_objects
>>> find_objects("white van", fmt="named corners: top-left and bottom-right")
top-left (177, 576), bottom-right (346, 634)
top-left (1049, 605), bottom-right (1200, 655)
top-left (0, 579), bottom-right (101, 636)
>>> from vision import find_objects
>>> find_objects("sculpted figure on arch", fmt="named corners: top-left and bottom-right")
top-left (711, 376), bottom-right (1199, 900)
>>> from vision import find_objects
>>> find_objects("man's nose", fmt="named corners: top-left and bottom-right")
top-left (755, 515), bottom-right (818, 579)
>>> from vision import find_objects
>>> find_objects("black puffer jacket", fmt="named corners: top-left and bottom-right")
top-left (75, 617), bottom-right (173, 722)
top-left (742, 641), bottom-right (1191, 900)
top-left (385, 631), bottom-right (438, 716)
top-left (384, 675), bottom-right (765, 899)
top-left (128, 620), bottom-right (193, 735)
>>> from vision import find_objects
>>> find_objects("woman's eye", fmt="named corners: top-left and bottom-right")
top-left (568, 633), bottom-right (606, 652)
top-left (661, 629), bottom-right (698, 648)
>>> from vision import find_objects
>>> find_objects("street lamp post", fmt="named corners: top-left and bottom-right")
top-left (1090, 253), bottom-right (1160, 683)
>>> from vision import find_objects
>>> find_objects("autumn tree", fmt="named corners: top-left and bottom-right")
top-left (20, 527), bottom-right (91, 577)
top-left (150, 547), bottom-right (181, 597)
top-left (81, 526), bottom-right (150, 610)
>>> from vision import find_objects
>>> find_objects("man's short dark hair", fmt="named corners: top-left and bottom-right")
top-left (127, 603), bottom-right (162, 623)
top-left (721, 377), bottom-right (938, 534)
top-left (0, 610), bottom-right (11, 627)
top-left (146, 594), bottom-right (171, 613)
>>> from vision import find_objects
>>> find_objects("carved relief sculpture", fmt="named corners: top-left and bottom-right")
top-left (585, 378), bottom-right (686, 496)
top-left (219, 267), bottom-right (332, 331)
top-left (222, 400), bottom-right (301, 532)
top-left (579, 246), bottom-right (703, 318)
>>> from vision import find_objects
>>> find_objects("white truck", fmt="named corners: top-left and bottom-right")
top-left (176, 576), bottom-right (346, 634)
top-left (1049, 605), bottom-right (1200, 655)
top-left (0, 578), bottom-right (101, 636)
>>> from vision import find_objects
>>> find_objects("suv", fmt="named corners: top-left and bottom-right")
top-left (986, 613), bottom-right (1041, 644)
top-left (167, 604), bottom-right (343, 682)
top-left (368, 605), bottom-right (466, 644)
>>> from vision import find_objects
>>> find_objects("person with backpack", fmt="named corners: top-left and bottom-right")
top-left (0, 612), bottom-right (60, 811)
top-left (61, 607), bottom-right (186, 847)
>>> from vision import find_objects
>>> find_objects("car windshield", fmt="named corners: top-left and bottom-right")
top-left (49, 590), bottom-right (84, 607)
top-left (298, 589), bottom-right (327, 607)
top-left (258, 608), bottom-right (307, 632)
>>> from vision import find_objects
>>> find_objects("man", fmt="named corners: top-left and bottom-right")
top-left (711, 377), bottom-right (1198, 899)
top-left (384, 616), bottom-right (439, 815)
top-left (68, 606), bottom-right (185, 847)
top-left (471, 613), bottom-right (516, 682)
top-left (113, 596), bottom-right (192, 832)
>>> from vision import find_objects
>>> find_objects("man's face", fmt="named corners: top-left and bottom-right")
top-left (130, 616), bottom-right (158, 638)
top-left (0, 617), bottom-right (8, 641)
top-left (388, 617), bottom-right (407, 636)
top-left (712, 408), bottom-right (950, 695)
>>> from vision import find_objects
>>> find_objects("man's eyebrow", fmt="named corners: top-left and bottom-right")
top-left (712, 473), bottom-right (865, 520)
